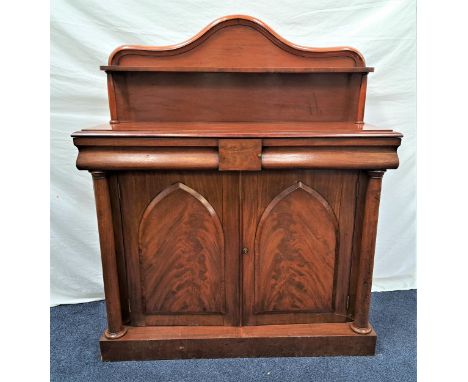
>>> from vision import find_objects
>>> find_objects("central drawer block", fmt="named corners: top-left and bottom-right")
top-left (219, 139), bottom-right (262, 171)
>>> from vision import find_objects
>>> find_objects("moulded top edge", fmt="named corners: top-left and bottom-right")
top-left (99, 66), bottom-right (374, 73)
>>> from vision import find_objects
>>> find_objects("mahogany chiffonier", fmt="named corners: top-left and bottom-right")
top-left (72, 15), bottom-right (402, 361)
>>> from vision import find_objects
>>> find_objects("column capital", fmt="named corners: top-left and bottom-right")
top-left (367, 170), bottom-right (385, 179)
top-left (90, 171), bottom-right (107, 180)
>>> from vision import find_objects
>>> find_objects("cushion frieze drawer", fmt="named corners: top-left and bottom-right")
top-left (75, 147), bottom-right (219, 170)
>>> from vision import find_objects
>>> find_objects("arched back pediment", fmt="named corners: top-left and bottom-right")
top-left (109, 15), bottom-right (366, 68)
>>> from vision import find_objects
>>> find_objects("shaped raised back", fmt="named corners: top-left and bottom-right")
top-left (102, 15), bottom-right (372, 126)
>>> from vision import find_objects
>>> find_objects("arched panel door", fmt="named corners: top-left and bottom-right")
top-left (138, 182), bottom-right (226, 315)
top-left (118, 171), bottom-right (239, 327)
top-left (254, 182), bottom-right (338, 314)
top-left (241, 171), bottom-right (356, 326)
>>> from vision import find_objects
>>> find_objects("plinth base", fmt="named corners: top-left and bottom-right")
top-left (100, 323), bottom-right (376, 361)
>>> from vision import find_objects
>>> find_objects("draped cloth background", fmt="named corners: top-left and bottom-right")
top-left (51, 0), bottom-right (416, 305)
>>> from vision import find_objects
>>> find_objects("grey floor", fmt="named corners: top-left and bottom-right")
top-left (51, 290), bottom-right (416, 381)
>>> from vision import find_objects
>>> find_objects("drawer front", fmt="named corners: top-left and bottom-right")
top-left (219, 139), bottom-right (262, 171)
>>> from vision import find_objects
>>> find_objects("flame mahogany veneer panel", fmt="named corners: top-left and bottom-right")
top-left (138, 183), bottom-right (225, 315)
top-left (117, 170), bottom-right (357, 328)
top-left (118, 171), bottom-right (240, 327)
top-left (242, 170), bottom-right (359, 326)
top-left (254, 182), bottom-right (338, 314)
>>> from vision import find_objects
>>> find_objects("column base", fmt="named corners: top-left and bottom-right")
top-left (104, 327), bottom-right (128, 340)
top-left (349, 322), bottom-right (373, 335)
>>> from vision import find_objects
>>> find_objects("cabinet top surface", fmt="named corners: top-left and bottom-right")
top-left (73, 122), bottom-right (402, 139)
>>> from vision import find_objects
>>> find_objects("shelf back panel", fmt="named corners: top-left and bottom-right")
top-left (112, 72), bottom-right (362, 123)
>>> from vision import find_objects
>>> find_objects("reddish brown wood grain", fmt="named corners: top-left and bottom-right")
top-left (219, 139), bottom-right (261, 171)
top-left (254, 182), bottom-right (338, 314)
top-left (107, 175), bottom-right (130, 324)
top-left (102, 15), bottom-right (370, 125)
top-left (76, 147), bottom-right (219, 171)
top-left (111, 72), bottom-right (362, 123)
top-left (118, 171), bottom-right (239, 327)
top-left (100, 323), bottom-right (377, 360)
top-left (72, 15), bottom-right (402, 360)
top-left (108, 15), bottom-right (366, 68)
top-left (241, 170), bottom-right (358, 326)
top-left (262, 146), bottom-right (399, 170)
top-left (74, 121), bottom-right (402, 136)
top-left (91, 172), bottom-right (127, 339)
top-left (101, 66), bottom-right (374, 73)
top-left (350, 171), bottom-right (385, 334)
top-left (138, 183), bottom-right (225, 315)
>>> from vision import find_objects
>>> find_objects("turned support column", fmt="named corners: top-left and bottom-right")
top-left (350, 170), bottom-right (385, 335)
top-left (91, 171), bottom-right (127, 339)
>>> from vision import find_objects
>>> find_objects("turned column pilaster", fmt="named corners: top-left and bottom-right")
top-left (91, 171), bottom-right (127, 339)
top-left (350, 170), bottom-right (385, 335)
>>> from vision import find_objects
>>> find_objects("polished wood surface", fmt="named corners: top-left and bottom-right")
top-left (100, 323), bottom-right (376, 360)
top-left (101, 66), bottom-right (374, 73)
top-left (117, 171), bottom-right (239, 327)
top-left (241, 170), bottom-right (358, 326)
top-left (76, 147), bottom-right (219, 171)
top-left (107, 175), bottom-right (130, 324)
top-left (138, 182), bottom-right (225, 315)
top-left (110, 72), bottom-right (363, 123)
top-left (102, 15), bottom-right (370, 125)
top-left (350, 170), bottom-right (385, 334)
top-left (72, 15), bottom-right (402, 360)
top-left (262, 146), bottom-right (399, 170)
top-left (75, 146), bottom-right (399, 171)
top-left (219, 139), bottom-right (262, 171)
top-left (254, 181), bottom-right (337, 314)
top-left (75, 122), bottom-right (401, 136)
top-left (107, 15), bottom-right (367, 68)
top-left (91, 172), bottom-right (126, 339)
top-left (73, 127), bottom-right (400, 172)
